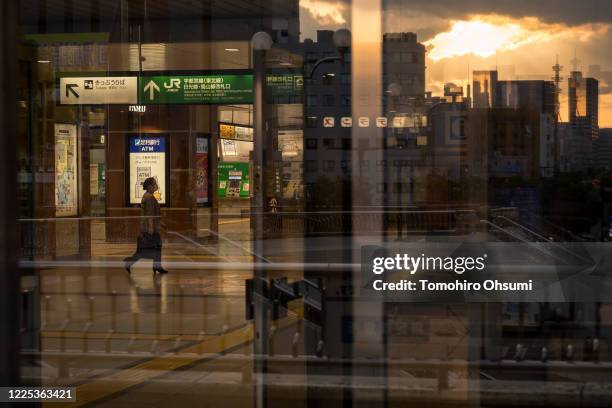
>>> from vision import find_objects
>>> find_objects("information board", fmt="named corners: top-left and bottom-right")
top-left (266, 73), bottom-right (303, 102)
top-left (219, 123), bottom-right (253, 141)
top-left (55, 123), bottom-right (78, 216)
top-left (139, 75), bottom-right (253, 104)
top-left (128, 136), bottom-right (167, 205)
top-left (217, 162), bottom-right (250, 198)
top-left (59, 76), bottom-right (137, 104)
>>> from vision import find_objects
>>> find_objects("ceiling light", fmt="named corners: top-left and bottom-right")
top-left (224, 48), bottom-right (239, 52)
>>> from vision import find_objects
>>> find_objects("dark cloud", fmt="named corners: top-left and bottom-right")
top-left (383, 0), bottom-right (612, 26)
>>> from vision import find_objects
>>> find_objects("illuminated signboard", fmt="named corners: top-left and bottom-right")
top-left (128, 136), bottom-right (167, 205)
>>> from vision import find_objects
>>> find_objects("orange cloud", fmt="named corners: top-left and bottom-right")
top-left (300, 0), bottom-right (347, 26)
top-left (425, 14), bottom-right (610, 61)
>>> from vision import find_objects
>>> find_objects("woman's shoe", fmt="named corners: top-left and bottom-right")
top-left (153, 268), bottom-right (169, 274)
top-left (123, 257), bottom-right (132, 274)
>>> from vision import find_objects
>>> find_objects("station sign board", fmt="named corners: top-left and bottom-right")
top-left (265, 73), bottom-right (303, 102)
top-left (59, 72), bottom-right (303, 105)
top-left (59, 76), bottom-right (137, 104)
top-left (139, 75), bottom-right (253, 104)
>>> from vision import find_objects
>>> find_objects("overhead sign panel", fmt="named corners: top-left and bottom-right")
top-left (60, 72), bottom-right (303, 105)
top-left (266, 73), bottom-right (303, 102)
top-left (59, 77), bottom-right (137, 104)
top-left (139, 75), bottom-right (253, 104)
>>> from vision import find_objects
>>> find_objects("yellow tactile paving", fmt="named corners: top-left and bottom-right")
top-left (41, 330), bottom-right (215, 342)
top-left (44, 301), bottom-right (303, 407)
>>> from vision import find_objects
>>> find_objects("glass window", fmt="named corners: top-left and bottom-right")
top-left (7, 2), bottom-right (612, 407)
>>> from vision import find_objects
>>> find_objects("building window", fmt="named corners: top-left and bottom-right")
top-left (305, 160), bottom-right (318, 172)
top-left (401, 52), bottom-right (417, 63)
top-left (323, 160), bottom-right (335, 171)
top-left (358, 138), bottom-right (370, 149)
top-left (322, 73), bottom-right (335, 85)
top-left (323, 95), bottom-right (335, 107)
top-left (306, 95), bottom-right (318, 107)
top-left (341, 73), bottom-right (351, 84)
top-left (341, 95), bottom-right (351, 106)
top-left (306, 116), bottom-right (318, 128)
top-left (341, 138), bottom-right (352, 150)
top-left (306, 138), bottom-right (318, 149)
top-left (376, 160), bottom-right (387, 170)
top-left (323, 138), bottom-right (335, 149)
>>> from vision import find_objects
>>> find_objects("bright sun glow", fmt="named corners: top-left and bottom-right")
top-left (300, 0), bottom-right (346, 25)
top-left (425, 15), bottom-right (610, 61)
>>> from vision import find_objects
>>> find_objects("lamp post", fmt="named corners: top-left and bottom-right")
top-left (306, 28), bottom-right (351, 79)
top-left (250, 30), bottom-right (272, 408)
top-left (251, 31), bottom-right (272, 241)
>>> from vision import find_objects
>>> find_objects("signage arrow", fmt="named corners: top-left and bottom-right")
top-left (143, 80), bottom-right (160, 101)
top-left (65, 83), bottom-right (79, 98)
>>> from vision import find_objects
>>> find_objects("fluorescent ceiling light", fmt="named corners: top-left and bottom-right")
top-left (224, 48), bottom-right (239, 52)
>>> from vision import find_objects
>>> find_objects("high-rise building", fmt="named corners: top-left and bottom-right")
top-left (595, 128), bottom-right (612, 170)
top-left (472, 70), bottom-right (498, 108)
top-left (383, 32), bottom-right (426, 105)
top-left (568, 71), bottom-right (599, 139)
top-left (565, 71), bottom-right (599, 171)
top-left (497, 80), bottom-right (556, 114)
top-left (301, 31), bottom-right (428, 207)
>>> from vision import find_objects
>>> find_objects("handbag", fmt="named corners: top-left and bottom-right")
top-left (137, 231), bottom-right (162, 253)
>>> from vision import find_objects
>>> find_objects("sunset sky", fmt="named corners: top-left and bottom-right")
top-left (299, 0), bottom-right (612, 127)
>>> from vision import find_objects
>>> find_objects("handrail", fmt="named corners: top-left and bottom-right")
top-left (492, 216), bottom-right (593, 264)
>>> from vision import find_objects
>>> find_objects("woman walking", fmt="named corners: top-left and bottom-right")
top-left (124, 177), bottom-right (169, 274)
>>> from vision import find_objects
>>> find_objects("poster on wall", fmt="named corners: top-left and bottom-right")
top-left (195, 136), bottom-right (209, 204)
top-left (219, 123), bottom-right (253, 141)
top-left (129, 136), bottom-right (167, 205)
top-left (89, 163), bottom-right (99, 195)
top-left (278, 129), bottom-right (303, 161)
top-left (221, 139), bottom-right (238, 157)
top-left (217, 162), bottom-right (250, 198)
top-left (55, 123), bottom-right (78, 217)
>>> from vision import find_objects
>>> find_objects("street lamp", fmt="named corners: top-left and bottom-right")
top-left (333, 28), bottom-right (351, 53)
top-left (251, 30), bottom-right (273, 237)
top-left (306, 28), bottom-right (351, 78)
top-left (250, 30), bottom-right (272, 408)
top-left (251, 31), bottom-right (273, 52)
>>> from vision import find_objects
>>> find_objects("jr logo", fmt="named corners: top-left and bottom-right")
top-left (164, 78), bottom-right (181, 89)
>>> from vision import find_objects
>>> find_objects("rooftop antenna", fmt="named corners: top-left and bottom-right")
top-left (551, 55), bottom-right (564, 175)
top-left (570, 47), bottom-right (580, 72)
top-left (552, 55), bottom-right (563, 122)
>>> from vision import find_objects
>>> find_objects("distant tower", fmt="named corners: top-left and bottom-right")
top-left (571, 47), bottom-right (580, 72)
top-left (552, 55), bottom-right (563, 122)
top-left (552, 56), bottom-right (563, 175)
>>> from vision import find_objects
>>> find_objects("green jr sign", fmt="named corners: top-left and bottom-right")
top-left (139, 75), bottom-right (253, 104)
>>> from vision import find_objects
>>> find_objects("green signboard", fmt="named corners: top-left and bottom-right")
top-left (139, 75), bottom-right (253, 104)
top-left (217, 162), bottom-right (250, 198)
top-left (265, 73), bottom-right (303, 99)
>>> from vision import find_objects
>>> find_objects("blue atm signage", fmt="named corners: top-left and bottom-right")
top-left (129, 136), bottom-right (167, 204)
top-left (130, 137), bottom-right (166, 153)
